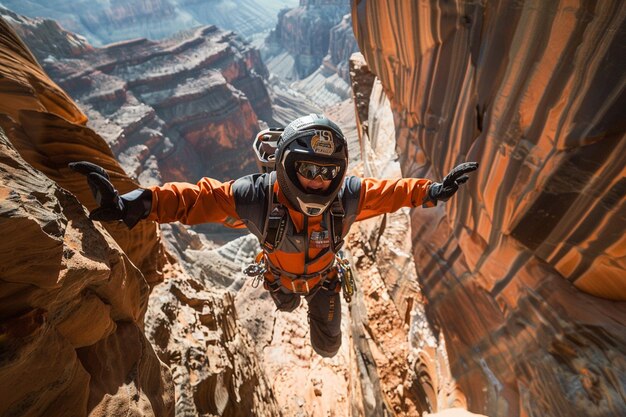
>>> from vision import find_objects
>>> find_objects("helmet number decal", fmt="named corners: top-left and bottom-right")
top-left (311, 130), bottom-right (335, 155)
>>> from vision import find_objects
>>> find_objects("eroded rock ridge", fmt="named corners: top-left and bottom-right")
top-left (5, 10), bottom-right (271, 184)
top-left (0, 16), bottom-right (280, 417)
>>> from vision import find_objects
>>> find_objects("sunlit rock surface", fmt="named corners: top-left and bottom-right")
top-left (0, 17), bottom-right (280, 417)
top-left (348, 54), bottom-right (469, 416)
top-left (144, 258), bottom-right (283, 416)
top-left (2, 0), bottom-right (299, 45)
top-left (0, 124), bottom-right (174, 416)
top-left (4, 10), bottom-right (269, 183)
top-left (352, 1), bottom-right (626, 416)
top-left (0, 14), bottom-right (164, 286)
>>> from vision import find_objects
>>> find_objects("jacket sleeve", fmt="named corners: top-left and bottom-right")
top-left (145, 177), bottom-right (240, 225)
top-left (355, 177), bottom-right (435, 221)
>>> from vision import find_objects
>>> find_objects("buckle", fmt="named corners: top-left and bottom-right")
top-left (290, 279), bottom-right (310, 294)
top-left (284, 273), bottom-right (325, 294)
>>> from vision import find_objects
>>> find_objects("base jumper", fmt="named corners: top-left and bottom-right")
top-left (71, 113), bottom-right (478, 357)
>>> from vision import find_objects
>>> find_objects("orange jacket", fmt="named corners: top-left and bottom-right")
top-left (147, 175), bottom-right (433, 276)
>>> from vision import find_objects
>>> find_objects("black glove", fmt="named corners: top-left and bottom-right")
top-left (427, 162), bottom-right (479, 204)
top-left (69, 161), bottom-right (151, 229)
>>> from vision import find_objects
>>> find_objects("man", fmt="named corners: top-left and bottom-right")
top-left (70, 113), bottom-right (478, 357)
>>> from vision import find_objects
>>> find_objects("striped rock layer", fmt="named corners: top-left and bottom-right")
top-left (351, 1), bottom-right (626, 416)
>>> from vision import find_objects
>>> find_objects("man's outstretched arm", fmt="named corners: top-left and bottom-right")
top-left (354, 162), bottom-right (479, 221)
top-left (70, 161), bottom-right (241, 228)
top-left (146, 178), bottom-right (240, 225)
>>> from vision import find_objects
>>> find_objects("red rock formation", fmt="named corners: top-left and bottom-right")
top-left (0, 15), bottom-right (163, 285)
top-left (0, 123), bottom-right (174, 416)
top-left (5, 12), bottom-right (271, 183)
top-left (351, 1), bottom-right (626, 416)
top-left (144, 256), bottom-right (283, 416)
top-left (349, 53), bottom-right (482, 416)
top-left (0, 17), bottom-right (281, 417)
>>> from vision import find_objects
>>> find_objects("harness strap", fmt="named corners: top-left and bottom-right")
top-left (262, 173), bottom-right (288, 253)
top-left (262, 254), bottom-right (339, 295)
top-left (328, 199), bottom-right (345, 253)
top-left (265, 277), bottom-right (282, 293)
top-left (262, 173), bottom-right (345, 254)
top-left (259, 173), bottom-right (347, 291)
top-left (265, 257), bottom-right (335, 280)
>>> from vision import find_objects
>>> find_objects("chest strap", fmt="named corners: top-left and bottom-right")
top-left (261, 173), bottom-right (345, 254)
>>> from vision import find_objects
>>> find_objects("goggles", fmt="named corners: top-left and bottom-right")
top-left (295, 161), bottom-right (340, 181)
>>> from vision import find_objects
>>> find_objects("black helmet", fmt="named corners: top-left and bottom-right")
top-left (275, 114), bottom-right (348, 216)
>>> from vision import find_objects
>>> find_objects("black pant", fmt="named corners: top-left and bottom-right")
top-left (269, 280), bottom-right (342, 357)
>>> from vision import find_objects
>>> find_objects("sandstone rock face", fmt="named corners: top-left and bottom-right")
top-left (144, 259), bottom-right (283, 417)
top-left (348, 55), bottom-right (469, 416)
top-left (0, 125), bottom-right (174, 416)
top-left (0, 18), bottom-right (281, 417)
top-left (5, 11), bottom-right (271, 183)
top-left (0, 15), bottom-right (164, 286)
top-left (2, 0), bottom-right (299, 45)
top-left (351, 1), bottom-right (626, 416)
top-left (159, 222), bottom-right (358, 416)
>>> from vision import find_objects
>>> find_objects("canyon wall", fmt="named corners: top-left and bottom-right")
top-left (0, 123), bottom-right (174, 417)
top-left (289, 14), bottom-right (360, 109)
top-left (349, 52), bottom-right (474, 417)
top-left (0, 17), bottom-right (280, 417)
top-left (265, 0), bottom-right (351, 80)
top-left (351, 1), bottom-right (626, 416)
top-left (263, 0), bottom-right (359, 109)
top-left (3, 9), bottom-right (270, 184)
top-left (3, 1), bottom-right (624, 416)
